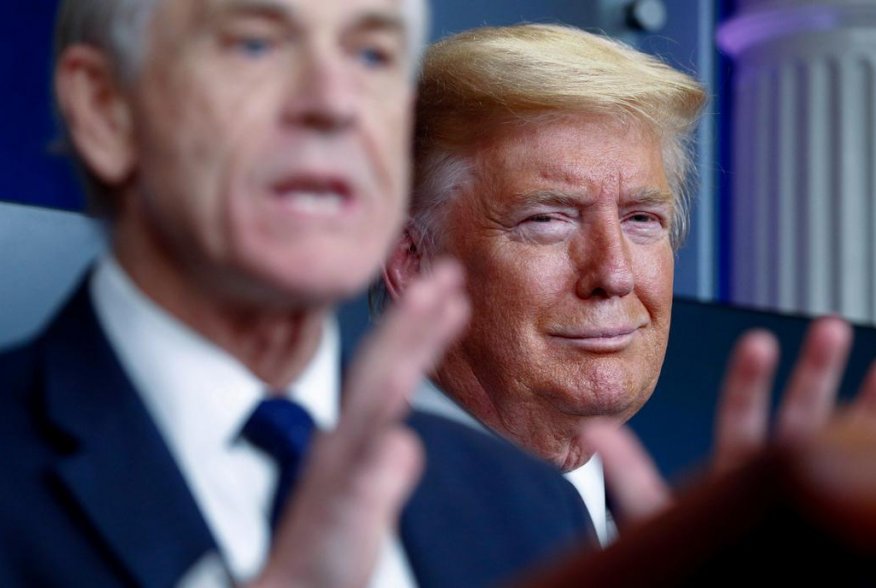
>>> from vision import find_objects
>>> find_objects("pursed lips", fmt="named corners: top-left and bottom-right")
top-left (549, 324), bottom-right (645, 352)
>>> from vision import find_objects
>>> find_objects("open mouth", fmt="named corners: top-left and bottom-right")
top-left (270, 177), bottom-right (354, 217)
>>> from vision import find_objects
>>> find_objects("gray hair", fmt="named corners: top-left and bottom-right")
top-left (54, 0), bottom-right (157, 83)
top-left (53, 0), bottom-right (158, 215)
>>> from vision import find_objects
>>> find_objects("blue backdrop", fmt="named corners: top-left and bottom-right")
top-left (1, 1), bottom-right (83, 209)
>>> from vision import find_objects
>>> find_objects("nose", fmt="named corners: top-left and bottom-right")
top-left (282, 46), bottom-right (356, 133)
top-left (573, 216), bottom-right (635, 299)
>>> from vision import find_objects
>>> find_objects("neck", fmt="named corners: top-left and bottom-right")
top-left (112, 229), bottom-right (329, 390)
top-left (434, 353), bottom-right (591, 472)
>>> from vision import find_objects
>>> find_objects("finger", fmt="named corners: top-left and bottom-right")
top-left (713, 330), bottom-right (779, 474)
top-left (341, 258), bottom-right (470, 444)
top-left (581, 419), bottom-right (671, 525)
top-left (260, 429), bottom-right (423, 588)
top-left (344, 427), bottom-right (424, 527)
top-left (848, 360), bottom-right (876, 418)
top-left (776, 316), bottom-right (852, 444)
top-left (297, 427), bottom-right (424, 532)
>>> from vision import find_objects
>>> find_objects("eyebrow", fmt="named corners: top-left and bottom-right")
top-left (515, 188), bottom-right (673, 208)
top-left (513, 191), bottom-right (587, 210)
top-left (625, 189), bottom-right (675, 207)
top-left (348, 10), bottom-right (407, 35)
top-left (215, 0), bottom-right (295, 21)
top-left (212, 1), bottom-right (407, 36)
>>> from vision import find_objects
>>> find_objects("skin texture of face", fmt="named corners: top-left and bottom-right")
top-left (53, 0), bottom-right (417, 386)
top-left (118, 0), bottom-right (414, 312)
top-left (432, 114), bottom-right (674, 472)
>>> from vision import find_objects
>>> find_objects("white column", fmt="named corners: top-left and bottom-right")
top-left (718, 0), bottom-right (876, 324)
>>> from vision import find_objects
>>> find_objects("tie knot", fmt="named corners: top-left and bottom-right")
top-left (242, 397), bottom-right (315, 465)
top-left (242, 397), bottom-right (316, 530)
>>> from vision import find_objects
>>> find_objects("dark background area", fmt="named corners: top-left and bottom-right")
top-left (0, 2), bottom-right (83, 209)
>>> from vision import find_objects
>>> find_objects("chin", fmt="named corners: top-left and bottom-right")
top-left (235, 242), bottom-right (384, 305)
top-left (542, 384), bottom-right (624, 416)
top-left (559, 364), bottom-right (655, 415)
top-left (276, 271), bottom-right (375, 306)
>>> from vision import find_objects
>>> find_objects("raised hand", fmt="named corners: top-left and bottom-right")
top-left (714, 317), bottom-right (851, 473)
top-left (252, 259), bottom-right (469, 588)
top-left (585, 316), bottom-right (876, 529)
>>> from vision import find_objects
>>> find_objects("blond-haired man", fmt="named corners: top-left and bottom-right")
top-left (379, 23), bottom-right (703, 543)
top-left (382, 23), bottom-right (876, 541)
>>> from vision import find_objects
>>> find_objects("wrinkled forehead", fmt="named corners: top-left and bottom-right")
top-left (479, 113), bottom-right (667, 172)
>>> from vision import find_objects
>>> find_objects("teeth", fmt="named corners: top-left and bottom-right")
top-left (278, 190), bottom-right (345, 214)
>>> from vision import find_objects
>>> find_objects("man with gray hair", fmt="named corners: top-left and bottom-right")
top-left (381, 22), bottom-right (876, 541)
top-left (0, 3), bottom-right (592, 587)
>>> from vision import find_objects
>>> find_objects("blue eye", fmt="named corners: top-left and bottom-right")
top-left (237, 37), bottom-right (273, 57)
top-left (357, 47), bottom-right (390, 68)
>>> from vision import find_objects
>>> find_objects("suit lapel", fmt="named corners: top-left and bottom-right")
top-left (41, 282), bottom-right (217, 586)
top-left (401, 411), bottom-right (596, 588)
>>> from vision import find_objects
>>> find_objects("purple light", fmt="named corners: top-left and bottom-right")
top-left (715, 5), bottom-right (876, 56)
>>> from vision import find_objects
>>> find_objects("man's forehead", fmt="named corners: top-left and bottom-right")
top-left (499, 115), bottom-right (663, 168)
top-left (193, 0), bottom-right (408, 23)
top-left (144, 0), bottom-right (414, 58)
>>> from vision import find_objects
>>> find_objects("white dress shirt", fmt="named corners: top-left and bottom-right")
top-left (412, 380), bottom-right (616, 546)
top-left (91, 255), bottom-right (416, 587)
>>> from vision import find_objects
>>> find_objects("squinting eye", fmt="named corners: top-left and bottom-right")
top-left (623, 212), bottom-right (669, 242)
top-left (515, 212), bottom-right (575, 243)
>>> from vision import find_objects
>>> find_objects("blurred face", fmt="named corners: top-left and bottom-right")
top-left (122, 0), bottom-right (415, 307)
top-left (435, 115), bottom-right (674, 470)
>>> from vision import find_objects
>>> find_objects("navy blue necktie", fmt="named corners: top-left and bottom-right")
top-left (242, 397), bottom-right (316, 530)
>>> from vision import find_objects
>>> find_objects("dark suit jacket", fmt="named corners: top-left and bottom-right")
top-left (0, 281), bottom-right (593, 587)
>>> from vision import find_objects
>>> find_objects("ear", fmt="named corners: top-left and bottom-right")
top-left (383, 226), bottom-right (423, 302)
top-left (55, 45), bottom-right (136, 186)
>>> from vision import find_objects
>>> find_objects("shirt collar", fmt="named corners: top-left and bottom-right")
top-left (288, 314), bottom-right (339, 430)
top-left (413, 378), bottom-right (486, 431)
top-left (90, 255), bottom-right (341, 457)
top-left (412, 377), bottom-right (611, 544)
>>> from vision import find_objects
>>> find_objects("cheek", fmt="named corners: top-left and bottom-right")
top-left (465, 246), bottom-right (567, 335)
top-left (492, 246), bottom-right (571, 301)
top-left (140, 84), bottom-right (232, 190)
top-left (636, 245), bottom-right (674, 309)
top-left (358, 115), bottom-right (411, 249)
top-left (365, 80), bottom-right (412, 140)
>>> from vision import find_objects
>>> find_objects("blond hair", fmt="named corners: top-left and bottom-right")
top-left (411, 23), bottom-right (707, 253)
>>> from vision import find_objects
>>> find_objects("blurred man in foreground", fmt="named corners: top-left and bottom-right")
top-left (0, 3), bottom-right (590, 586)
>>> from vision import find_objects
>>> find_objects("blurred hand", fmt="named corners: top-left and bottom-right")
top-left (585, 316), bottom-right (876, 528)
top-left (251, 259), bottom-right (470, 588)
